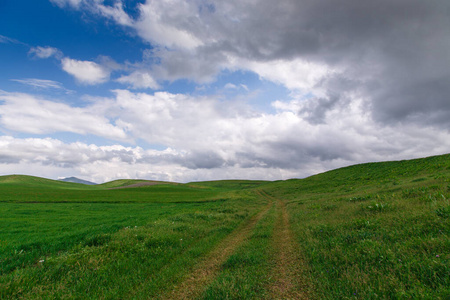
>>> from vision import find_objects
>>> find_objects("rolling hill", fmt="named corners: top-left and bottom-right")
top-left (0, 153), bottom-right (448, 299)
top-left (58, 177), bottom-right (97, 185)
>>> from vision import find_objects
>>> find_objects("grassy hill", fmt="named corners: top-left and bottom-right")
top-left (98, 179), bottom-right (169, 189)
top-left (0, 154), bottom-right (448, 299)
top-left (0, 174), bottom-right (96, 189)
top-left (59, 177), bottom-right (97, 185)
top-left (263, 154), bottom-right (450, 299)
top-left (186, 179), bottom-right (269, 190)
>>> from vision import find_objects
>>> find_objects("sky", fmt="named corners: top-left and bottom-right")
top-left (0, 0), bottom-right (449, 183)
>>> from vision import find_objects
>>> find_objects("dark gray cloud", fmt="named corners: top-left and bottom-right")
top-left (241, 0), bottom-right (449, 127)
top-left (61, 0), bottom-right (450, 128)
top-left (370, 76), bottom-right (450, 126)
top-left (0, 155), bottom-right (21, 164)
top-left (140, 0), bottom-right (450, 128)
top-left (3, 0), bottom-right (450, 183)
top-left (181, 151), bottom-right (226, 169)
top-left (265, 0), bottom-right (450, 126)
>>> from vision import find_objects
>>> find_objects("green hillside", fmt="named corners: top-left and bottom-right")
top-left (98, 179), bottom-right (170, 189)
top-left (0, 154), bottom-right (448, 299)
top-left (186, 179), bottom-right (269, 190)
top-left (0, 174), bottom-right (96, 190)
top-left (263, 153), bottom-right (450, 299)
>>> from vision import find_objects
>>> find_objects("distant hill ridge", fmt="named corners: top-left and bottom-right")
top-left (0, 153), bottom-right (448, 189)
top-left (0, 175), bottom-right (170, 189)
top-left (58, 177), bottom-right (97, 185)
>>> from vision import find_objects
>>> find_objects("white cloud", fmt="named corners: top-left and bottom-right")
top-left (224, 83), bottom-right (237, 89)
top-left (94, 1), bottom-right (133, 26)
top-left (29, 46), bottom-right (62, 59)
top-left (61, 58), bottom-right (111, 84)
top-left (0, 91), bottom-right (127, 141)
top-left (0, 35), bottom-right (22, 44)
top-left (107, 90), bottom-right (450, 173)
top-left (10, 0), bottom-right (447, 183)
top-left (50, 0), bottom-right (82, 9)
top-left (116, 71), bottom-right (160, 90)
top-left (50, 0), bottom-right (132, 25)
top-left (241, 58), bottom-right (336, 97)
top-left (134, 0), bottom-right (203, 50)
top-left (111, 90), bottom-right (245, 151)
top-left (0, 135), bottom-right (291, 183)
top-left (1, 88), bottom-right (450, 182)
top-left (60, 0), bottom-right (450, 129)
top-left (11, 78), bottom-right (65, 90)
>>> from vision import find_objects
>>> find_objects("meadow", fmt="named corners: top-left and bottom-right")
top-left (0, 154), bottom-right (449, 299)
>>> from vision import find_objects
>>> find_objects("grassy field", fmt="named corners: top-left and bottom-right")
top-left (0, 154), bottom-right (449, 299)
top-left (266, 154), bottom-right (450, 299)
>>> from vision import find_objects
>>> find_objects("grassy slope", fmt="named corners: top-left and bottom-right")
top-left (0, 176), bottom-right (268, 299)
top-left (0, 154), bottom-right (449, 298)
top-left (98, 179), bottom-right (173, 189)
top-left (265, 154), bottom-right (450, 299)
top-left (186, 180), bottom-right (269, 190)
top-left (0, 177), bottom-right (226, 204)
top-left (0, 175), bottom-right (97, 190)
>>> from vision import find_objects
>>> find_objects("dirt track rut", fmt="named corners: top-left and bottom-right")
top-left (259, 190), bottom-right (310, 299)
top-left (164, 198), bottom-right (273, 299)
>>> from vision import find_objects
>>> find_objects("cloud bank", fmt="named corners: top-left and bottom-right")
top-left (1, 88), bottom-right (449, 182)
top-left (51, 0), bottom-right (450, 127)
top-left (1, 0), bottom-right (449, 182)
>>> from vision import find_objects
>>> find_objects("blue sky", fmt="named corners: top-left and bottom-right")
top-left (1, 0), bottom-right (449, 183)
top-left (0, 0), bottom-right (287, 103)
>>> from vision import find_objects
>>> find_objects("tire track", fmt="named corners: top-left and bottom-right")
top-left (163, 194), bottom-right (273, 300)
top-left (259, 190), bottom-right (310, 299)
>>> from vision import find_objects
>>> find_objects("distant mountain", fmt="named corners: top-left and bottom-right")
top-left (58, 177), bottom-right (97, 185)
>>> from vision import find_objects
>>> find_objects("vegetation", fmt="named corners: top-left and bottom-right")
top-left (266, 154), bottom-right (450, 299)
top-left (0, 154), bottom-right (449, 299)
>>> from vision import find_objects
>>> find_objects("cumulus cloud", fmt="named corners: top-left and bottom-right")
top-left (116, 71), bottom-right (160, 90)
top-left (94, 1), bottom-right (133, 26)
top-left (61, 57), bottom-right (111, 84)
top-left (1, 88), bottom-right (450, 182)
top-left (64, 0), bottom-right (450, 129)
top-left (0, 136), bottom-right (265, 182)
top-left (6, 1), bottom-right (450, 181)
top-left (0, 135), bottom-right (292, 182)
top-left (50, 0), bottom-right (132, 25)
top-left (0, 91), bottom-right (127, 140)
top-left (106, 90), bottom-right (450, 173)
top-left (133, 0), bottom-right (203, 50)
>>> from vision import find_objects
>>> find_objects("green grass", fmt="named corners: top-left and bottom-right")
top-left (186, 180), bottom-right (269, 190)
top-left (265, 153), bottom-right (450, 299)
top-left (0, 181), bottom-right (225, 203)
top-left (201, 204), bottom-right (276, 299)
top-left (97, 179), bottom-right (173, 188)
top-left (0, 182), bottom-right (266, 298)
top-left (0, 153), bottom-right (449, 298)
top-left (0, 174), bottom-right (96, 190)
top-left (0, 202), bottom-right (211, 275)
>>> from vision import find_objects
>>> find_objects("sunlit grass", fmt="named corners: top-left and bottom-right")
top-left (201, 204), bottom-right (276, 299)
top-left (0, 179), bottom-right (267, 298)
top-left (267, 154), bottom-right (450, 299)
top-left (0, 154), bottom-right (449, 298)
